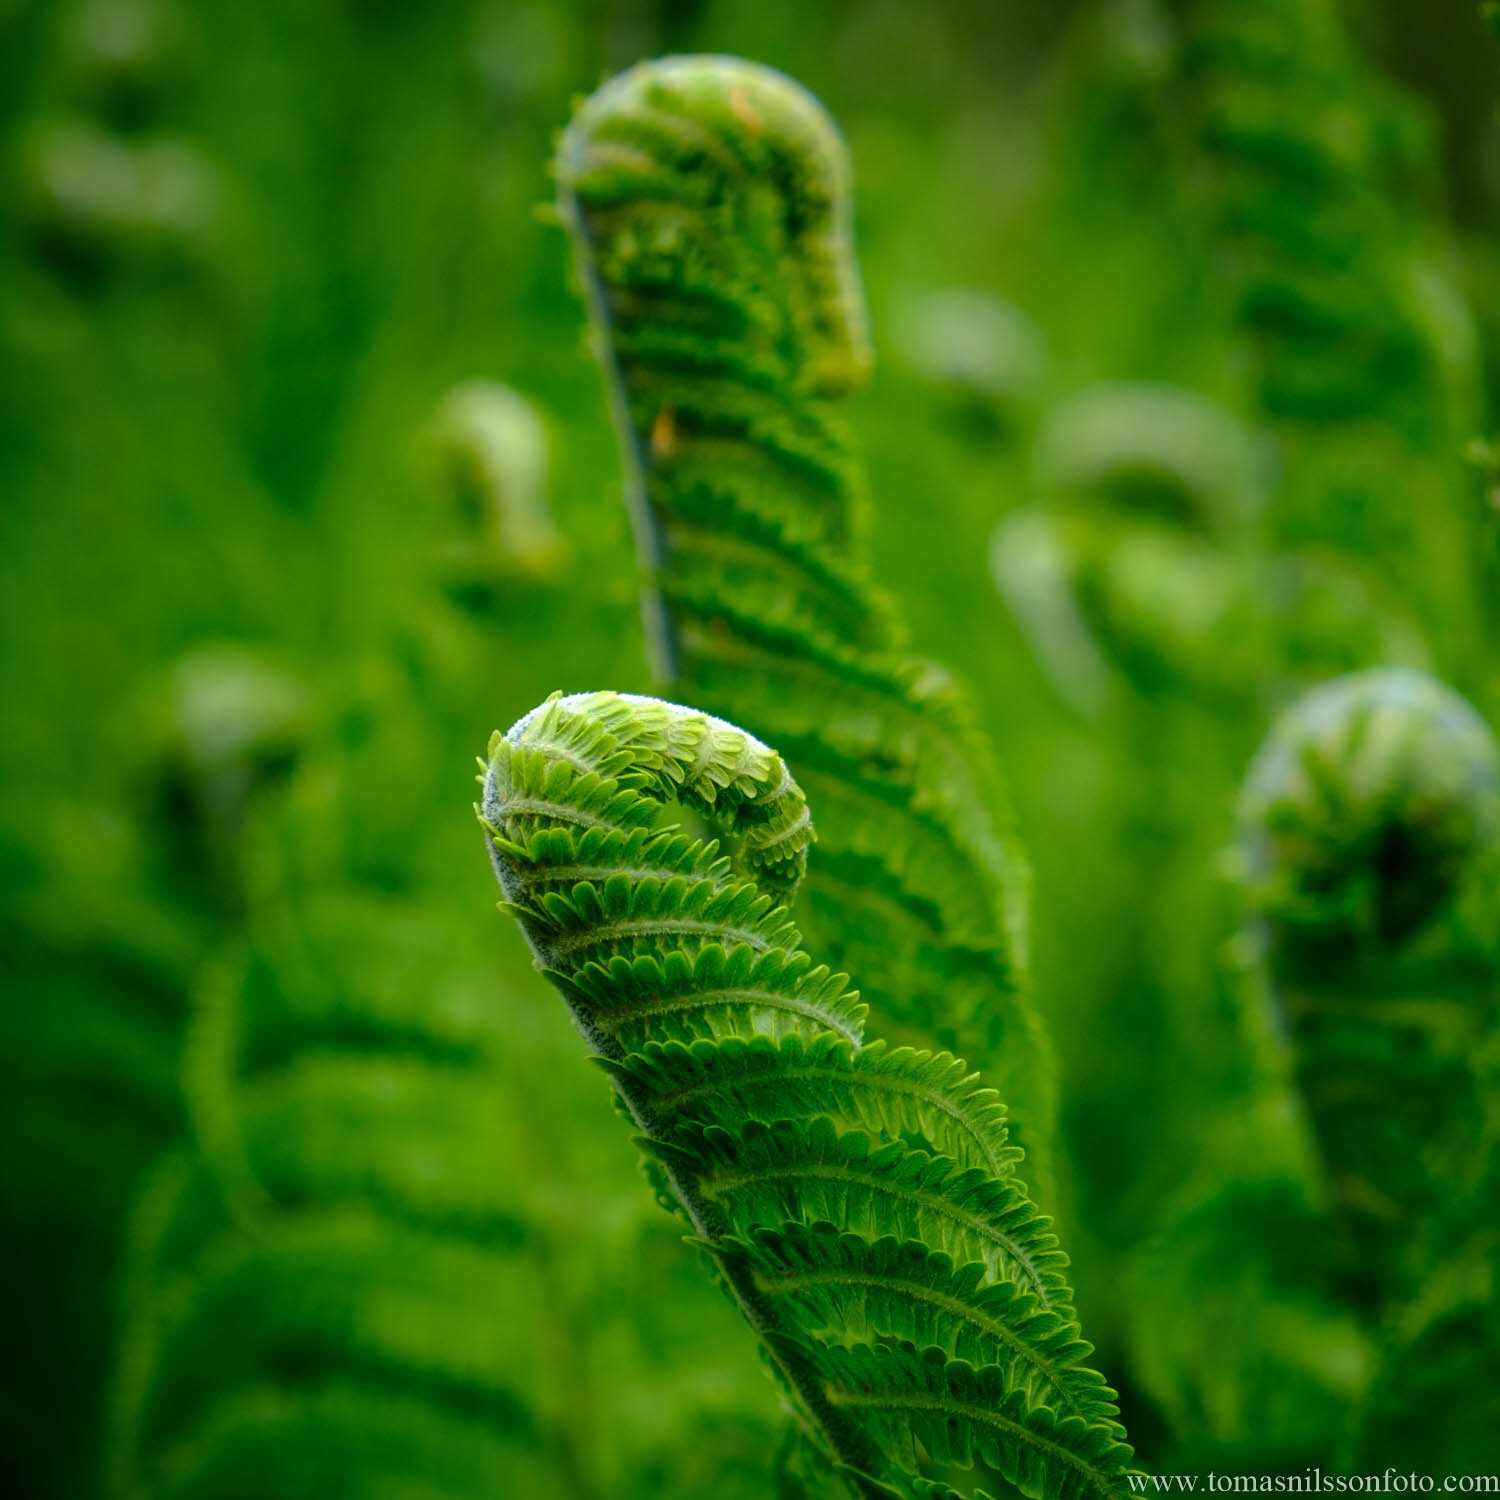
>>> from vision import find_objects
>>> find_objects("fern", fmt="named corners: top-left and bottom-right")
top-left (1128, 668), bottom-right (1500, 1467)
top-left (1224, 668), bottom-right (1500, 1469)
top-left (428, 379), bottom-right (569, 599)
top-left (480, 688), bottom-right (1135, 1500)
top-left (555, 56), bottom-right (1055, 1190)
top-left (991, 381), bottom-right (1267, 714)
top-left (893, 287), bottom-right (1049, 440)
top-left (1163, 0), bottom-right (1485, 668)
top-left (112, 657), bottom-right (781, 1499)
top-left (109, 658), bottom-right (561, 1500)
top-left (23, 117), bottom-right (225, 271)
top-left (992, 372), bottom-right (1440, 719)
top-left (1236, 667), bottom-right (1500, 1300)
top-left (108, 891), bottom-right (550, 1500)
top-left (1128, 1172), bottom-right (1372, 1469)
top-left (1350, 1031), bottom-right (1500, 1471)
top-left (0, 641), bottom-right (308, 1500)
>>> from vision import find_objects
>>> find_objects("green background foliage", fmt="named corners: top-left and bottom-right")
top-left (4, 1), bottom-right (1500, 1496)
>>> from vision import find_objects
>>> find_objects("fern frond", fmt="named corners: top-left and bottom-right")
top-left (135, 1382), bottom-right (548, 1500)
top-left (1236, 668), bottom-right (1500, 1295)
top-left (110, 892), bottom-right (548, 1500)
top-left (557, 56), bottom-right (1055, 1188)
top-left (553, 943), bottom-right (866, 1051)
top-left (1164, 0), bottom-right (1485, 661)
top-left (1128, 1173), bottom-right (1373, 1464)
top-left (428, 380), bottom-right (568, 594)
top-left (122, 1209), bottom-right (537, 1460)
top-left (893, 287), bottom-right (1048, 437)
top-left (992, 382), bottom-right (1268, 711)
top-left (481, 688), bottom-right (1134, 1498)
top-left (1032, 382), bottom-right (1262, 536)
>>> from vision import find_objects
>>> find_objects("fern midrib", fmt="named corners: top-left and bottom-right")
top-left (556, 169), bottom-right (681, 680)
top-left (651, 430), bottom-right (854, 522)
top-left (658, 512), bottom-right (874, 621)
top-left (498, 797), bottom-right (613, 831)
top-left (602, 1051), bottom-right (891, 1490)
top-left (520, 862), bottom-right (730, 889)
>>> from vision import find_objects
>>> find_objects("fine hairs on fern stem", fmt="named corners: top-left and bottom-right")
top-left (556, 56), bottom-right (1054, 1194)
top-left (1237, 668), bottom-right (1500, 1302)
top-left (479, 690), bottom-right (1135, 1500)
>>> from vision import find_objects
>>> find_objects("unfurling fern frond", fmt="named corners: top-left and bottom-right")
top-left (893, 287), bottom-right (1050, 441)
top-left (991, 381), bottom-right (1268, 714)
top-left (1351, 1152), bottom-right (1500, 1470)
top-left (1130, 670), bottom-right (1500, 1468)
top-left (427, 379), bottom-right (569, 599)
top-left (109, 652), bottom-right (574, 1500)
top-left (0, 637), bottom-right (311, 1500)
top-left (1163, 0), bottom-right (1485, 666)
top-left (480, 689), bottom-right (1135, 1500)
top-left (556, 57), bottom-right (1054, 1189)
top-left (23, 117), bottom-right (226, 272)
top-left (108, 891), bottom-right (550, 1500)
top-left (1237, 667), bottom-right (1500, 1301)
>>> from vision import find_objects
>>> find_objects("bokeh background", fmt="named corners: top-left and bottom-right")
top-left (5, 1), bottom-right (1500, 1496)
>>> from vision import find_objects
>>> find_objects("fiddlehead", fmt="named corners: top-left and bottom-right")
top-left (557, 57), bottom-right (1053, 1188)
top-left (22, 117), bottom-right (225, 273)
top-left (1237, 668), bottom-right (1500, 1299)
top-left (428, 379), bottom-right (569, 600)
top-left (893, 288), bottom-right (1049, 442)
top-left (481, 689), bottom-right (1134, 1500)
top-left (1129, 670), bottom-right (1500, 1467)
top-left (1029, 382), bottom-right (1261, 537)
top-left (112, 653), bottom-right (783, 1499)
top-left (991, 382), bottom-right (1267, 713)
top-left (146, 645), bottom-right (310, 909)
top-left (61, 0), bottom-right (182, 126)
